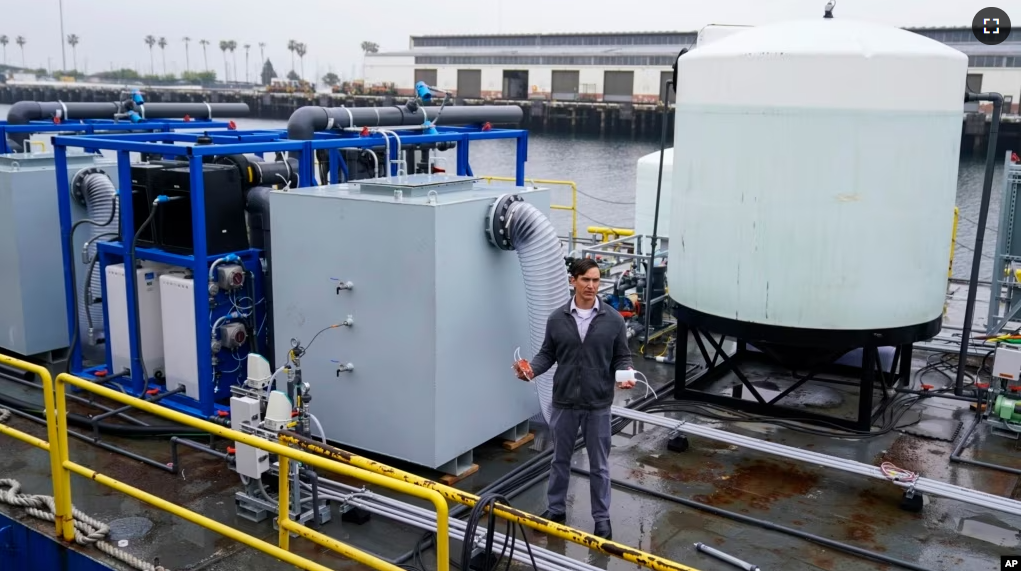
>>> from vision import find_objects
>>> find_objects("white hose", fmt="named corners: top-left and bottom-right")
top-left (505, 200), bottom-right (572, 425)
top-left (79, 173), bottom-right (118, 344)
top-left (309, 413), bottom-right (327, 445)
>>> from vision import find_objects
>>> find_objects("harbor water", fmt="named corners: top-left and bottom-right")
top-left (1, 105), bottom-right (1006, 282)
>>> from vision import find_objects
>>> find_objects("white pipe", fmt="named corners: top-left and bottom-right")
top-left (309, 413), bottom-right (327, 445)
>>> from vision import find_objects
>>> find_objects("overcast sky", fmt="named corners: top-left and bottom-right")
top-left (0, 0), bottom-right (1006, 80)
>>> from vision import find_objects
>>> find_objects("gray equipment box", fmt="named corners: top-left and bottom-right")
top-left (270, 174), bottom-right (548, 474)
top-left (0, 151), bottom-right (117, 359)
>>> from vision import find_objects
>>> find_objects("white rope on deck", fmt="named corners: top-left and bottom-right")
top-left (0, 407), bottom-right (167, 571)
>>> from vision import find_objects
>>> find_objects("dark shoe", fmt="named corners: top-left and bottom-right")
top-left (541, 510), bottom-right (566, 524)
top-left (593, 520), bottom-right (612, 540)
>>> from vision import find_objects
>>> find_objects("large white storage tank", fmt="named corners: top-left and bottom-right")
top-left (633, 149), bottom-right (673, 247)
top-left (667, 18), bottom-right (967, 341)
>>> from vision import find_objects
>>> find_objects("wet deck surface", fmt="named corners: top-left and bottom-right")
top-left (0, 285), bottom-right (1015, 571)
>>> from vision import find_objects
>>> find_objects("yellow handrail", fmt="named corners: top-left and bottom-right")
top-left (279, 431), bottom-right (703, 571)
top-left (0, 354), bottom-right (73, 539)
top-left (482, 176), bottom-right (578, 242)
top-left (54, 372), bottom-right (451, 571)
top-left (0, 352), bottom-right (449, 571)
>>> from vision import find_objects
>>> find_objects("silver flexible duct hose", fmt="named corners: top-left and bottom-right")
top-left (79, 173), bottom-right (119, 344)
top-left (504, 199), bottom-right (571, 425)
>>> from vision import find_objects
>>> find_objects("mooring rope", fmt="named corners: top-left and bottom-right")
top-left (0, 407), bottom-right (167, 571)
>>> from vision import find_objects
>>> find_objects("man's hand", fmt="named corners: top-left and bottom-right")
top-left (617, 366), bottom-right (636, 389)
top-left (513, 360), bottom-right (534, 381)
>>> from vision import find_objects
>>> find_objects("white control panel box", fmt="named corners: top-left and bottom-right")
top-left (993, 345), bottom-right (1021, 382)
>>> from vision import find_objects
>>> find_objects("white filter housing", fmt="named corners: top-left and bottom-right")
top-left (634, 149), bottom-right (673, 249)
top-left (667, 18), bottom-right (967, 333)
top-left (105, 263), bottom-right (171, 378)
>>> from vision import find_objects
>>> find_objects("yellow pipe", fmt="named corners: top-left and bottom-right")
top-left (586, 225), bottom-right (635, 239)
top-left (483, 175), bottom-right (578, 244)
top-left (0, 424), bottom-right (50, 451)
top-left (278, 455), bottom-right (291, 551)
top-left (0, 354), bottom-right (73, 541)
top-left (61, 460), bottom-right (336, 571)
top-left (54, 373), bottom-right (450, 571)
top-left (949, 206), bottom-right (959, 279)
top-left (280, 520), bottom-right (406, 571)
top-left (277, 431), bottom-right (702, 571)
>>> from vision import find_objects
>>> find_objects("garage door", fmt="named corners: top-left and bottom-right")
top-left (551, 70), bottom-right (579, 100)
top-left (457, 70), bottom-right (482, 99)
top-left (414, 69), bottom-right (437, 87)
top-left (603, 71), bottom-right (634, 103)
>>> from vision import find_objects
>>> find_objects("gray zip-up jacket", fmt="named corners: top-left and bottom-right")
top-left (529, 300), bottom-right (634, 410)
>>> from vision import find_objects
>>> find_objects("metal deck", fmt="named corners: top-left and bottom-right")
top-left (0, 282), bottom-right (1013, 571)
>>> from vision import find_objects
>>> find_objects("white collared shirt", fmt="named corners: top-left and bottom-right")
top-left (570, 297), bottom-right (599, 342)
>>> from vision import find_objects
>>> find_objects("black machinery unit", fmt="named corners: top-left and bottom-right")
top-left (129, 161), bottom-right (185, 247)
top-left (152, 163), bottom-right (250, 256)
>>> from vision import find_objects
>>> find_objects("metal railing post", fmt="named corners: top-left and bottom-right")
top-left (51, 366), bottom-right (75, 541)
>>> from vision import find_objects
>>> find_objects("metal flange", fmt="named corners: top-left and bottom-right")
top-left (70, 167), bottom-right (108, 207)
top-left (485, 193), bottom-right (524, 251)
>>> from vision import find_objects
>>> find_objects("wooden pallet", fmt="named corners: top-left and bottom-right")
top-left (439, 463), bottom-right (479, 486)
top-left (502, 432), bottom-right (535, 451)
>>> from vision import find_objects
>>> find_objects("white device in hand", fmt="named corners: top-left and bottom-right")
top-left (615, 370), bottom-right (636, 384)
top-left (615, 369), bottom-right (657, 399)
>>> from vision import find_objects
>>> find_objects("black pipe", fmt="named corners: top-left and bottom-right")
top-left (643, 76), bottom-right (675, 358)
top-left (170, 436), bottom-right (229, 475)
top-left (6, 101), bottom-right (249, 150)
top-left (246, 186), bottom-right (275, 368)
top-left (893, 387), bottom-right (978, 403)
top-left (956, 91), bottom-right (1004, 396)
top-left (90, 385), bottom-right (185, 424)
top-left (0, 391), bottom-right (202, 437)
top-left (287, 104), bottom-right (524, 140)
top-left (0, 403), bottom-right (174, 473)
top-left (570, 467), bottom-right (930, 571)
top-left (0, 370), bottom-right (149, 426)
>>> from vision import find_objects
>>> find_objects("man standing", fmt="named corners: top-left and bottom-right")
top-left (514, 257), bottom-right (634, 540)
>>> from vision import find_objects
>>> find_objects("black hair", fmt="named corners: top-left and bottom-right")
top-left (569, 257), bottom-right (600, 278)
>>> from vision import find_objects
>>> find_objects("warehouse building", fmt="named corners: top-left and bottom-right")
top-left (363, 27), bottom-right (1021, 104)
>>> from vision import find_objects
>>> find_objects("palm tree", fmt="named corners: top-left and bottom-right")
top-left (287, 39), bottom-right (297, 76)
top-left (243, 44), bottom-right (251, 83)
top-left (199, 39), bottom-right (209, 71)
top-left (144, 35), bottom-right (156, 75)
top-left (182, 36), bottom-right (191, 72)
top-left (360, 41), bottom-right (379, 79)
top-left (158, 37), bottom-right (168, 75)
top-left (66, 34), bottom-right (79, 72)
top-left (219, 40), bottom-right (229, 82)
top-left (295, 42), bottom-right (307, 81)
top-left (0, 36), bottom-right (8, 66)
top-left (227, 40), bottom-right (238, 82)
top-left (15, 36), bottom-right (26, 67)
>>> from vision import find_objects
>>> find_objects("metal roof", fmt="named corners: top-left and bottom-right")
top-left (410, 31), bottom-right (695, 39)
top-left (374, 45), bottom-right (690, 58)
top-left (408, 26), bottom-right (976, 39)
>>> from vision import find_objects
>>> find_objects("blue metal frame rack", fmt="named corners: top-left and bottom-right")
top-left (52, 125), bottom-right (529, 419)
top-left (0, 118), bottom-right (231, 153)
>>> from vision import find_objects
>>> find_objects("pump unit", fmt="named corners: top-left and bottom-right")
top-left (269, 174), bottom-right (547, 474)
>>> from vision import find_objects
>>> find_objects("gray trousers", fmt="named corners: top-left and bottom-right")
top-left (547, 406), bottom-right (612, 523)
